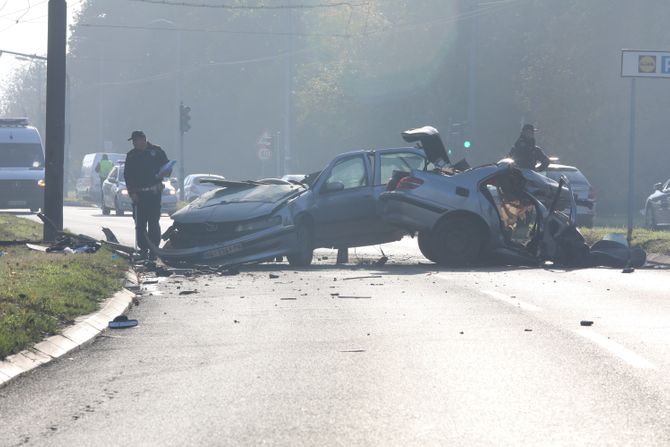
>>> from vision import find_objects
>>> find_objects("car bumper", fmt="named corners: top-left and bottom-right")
top-left (0, 184), bottom-right (43, 210)
top-left (379, 192), bottom-right (444, 232)
top-left (148, 224), bottom-right (298, 266)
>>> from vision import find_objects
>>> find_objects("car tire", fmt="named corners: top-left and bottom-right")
top-left (115, 197), bottom-right (124, 216)
top-left (287, 222), bottom-right (314, 267)
top-left (645, 206), bottom-right (658, 230)
top-left (432, 216), bottom-right (484, 266)
top-left (417, 231), bottom-right (440, 263)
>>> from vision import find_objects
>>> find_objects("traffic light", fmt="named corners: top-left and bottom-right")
top-left (463, 139), bottom-right (471, 149)
top-left (179, 102), bottom-right (191, 133)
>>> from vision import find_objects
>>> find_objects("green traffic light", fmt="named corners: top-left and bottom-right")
top-left (463, 140), bottom-right (471, 149)
top-left (447, 149), bottom-right (453, 155)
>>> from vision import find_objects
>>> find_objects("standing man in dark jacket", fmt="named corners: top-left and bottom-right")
top-left (509, 124), bottom-right (550, 171)
top-left (123, 130), bottom-right (171, 257)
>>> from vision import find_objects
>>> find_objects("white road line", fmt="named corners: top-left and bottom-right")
top-left (576, 329), bottom-right (656, 369)
top-left (480, 290), bottom-right (542, 312)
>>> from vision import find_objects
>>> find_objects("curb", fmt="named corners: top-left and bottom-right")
top-left (0, 270), bottom-right (139, 388)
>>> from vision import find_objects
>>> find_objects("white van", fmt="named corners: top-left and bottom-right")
top-left (0, 118), bottom-right (45, 212)
top-left (75, 152), bottom-right (126, 202)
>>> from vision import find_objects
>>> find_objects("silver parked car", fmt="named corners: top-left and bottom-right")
top-left (644, 178), bottom-right (670, 229)
top-left (148, 147), bottom-right (427, 267)
top-left (380, 126), bottom-right (587, 267)
top-left (101, 163), bottom-right (178, 216)
top-left (182, 173), bottom-right (226, 202)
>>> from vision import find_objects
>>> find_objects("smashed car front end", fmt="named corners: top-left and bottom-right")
top-left (149, 182), bottom-right (307, 266)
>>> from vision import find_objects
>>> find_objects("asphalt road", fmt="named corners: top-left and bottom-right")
top-left (2, 207), bottom-right (670, 446)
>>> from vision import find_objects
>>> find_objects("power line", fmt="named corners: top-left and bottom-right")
top-left (130, 0), bottom-right (365, 10)
top-left (77, 22), bottom-right (352, 38)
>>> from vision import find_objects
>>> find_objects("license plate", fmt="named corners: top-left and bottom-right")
top-left (203, 243), bottom-right (243, 259)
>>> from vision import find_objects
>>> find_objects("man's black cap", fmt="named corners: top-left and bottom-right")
top-left (522, 124), bottom-right (537, 132)
top-left (128, 130), bottom-right (146, 141)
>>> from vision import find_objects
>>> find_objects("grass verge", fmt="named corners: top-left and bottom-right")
top-left (0, 214), bottom-right (42, 241)
top-left (0, 214), bottom-right (128, 359)
top-left (579, 226), bottom-right (670, 256)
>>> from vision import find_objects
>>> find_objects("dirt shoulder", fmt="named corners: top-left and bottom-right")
top-left (0, 214), bottom-right (128, 359)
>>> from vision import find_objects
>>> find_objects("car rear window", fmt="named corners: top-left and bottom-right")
top-left (0, 143), bottom-right (44, 168)
top-left (545, 168), bottom-right (588, 185)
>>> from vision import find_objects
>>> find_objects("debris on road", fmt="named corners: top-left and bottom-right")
top-left (178, 289), bottom-right (199, 295)
top-left (269, 273), bottom-right (280, 279)
top-left (108, 315), bottom-right (138, 329)
top-left (580, 320), bottom-right (594, 327)
top-left (280, 297), bottom-right (297, 300)
top-left (336, 295), bottom-right (372, 299)
top-left (343, 275), bottom-right (383, 281)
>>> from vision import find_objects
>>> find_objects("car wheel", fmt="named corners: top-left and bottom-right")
top-left (114, 197), bottom-right (124, 216)
top-left (433, 216), bottom-right (484, 266)
top-left (645, 206), bottom-right (658, 230)
top-left (417, 231), bottom-right (440, 263)
top-left (287, 222), bottom-right (314, 267)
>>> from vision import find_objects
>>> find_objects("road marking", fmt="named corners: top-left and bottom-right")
top-left (481, 290), bottom-right (542, 312)
top-left (576, 329), bottom-right (656, 369)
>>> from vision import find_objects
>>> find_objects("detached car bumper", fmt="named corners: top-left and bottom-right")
top-left (147, 224), bottom-right (298, 266)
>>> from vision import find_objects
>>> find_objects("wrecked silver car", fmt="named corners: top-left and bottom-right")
top-left (148, 147), bottom-right (427, 267)
top-left (380, 126), bottom-right (645, 267)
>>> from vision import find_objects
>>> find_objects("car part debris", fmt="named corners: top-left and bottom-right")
top-left (178, 290), bottom-right (198, 295)
top-left (343, 275), bottom-right (383, 281)
top-left (108, 315), bottom-right (138, 329)
top-left (580, 320), bottom-right (594, 327)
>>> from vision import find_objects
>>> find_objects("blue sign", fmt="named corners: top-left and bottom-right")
top-left (662, 56), bottom-right (670, 74)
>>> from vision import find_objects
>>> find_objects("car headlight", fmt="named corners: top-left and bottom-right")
top-left (37, 179), bottom-right (45, 188)
top-left (234, 215), bottom-right (282, 233)
top-left (121, 189), bottom-right (128, 195)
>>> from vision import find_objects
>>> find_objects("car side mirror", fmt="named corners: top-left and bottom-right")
top-left (322, 181), bottom-right (345, 194)
top-left (654, 182), bottom-right (663, 191)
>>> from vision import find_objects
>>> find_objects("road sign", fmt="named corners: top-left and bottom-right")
top-left (621, 50), bottom-right (670, 78)
top-left (258, 147), bottom-right (272, 161)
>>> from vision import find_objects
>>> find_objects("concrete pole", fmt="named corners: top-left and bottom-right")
top-left (43, 0), bottom-right (67, 241)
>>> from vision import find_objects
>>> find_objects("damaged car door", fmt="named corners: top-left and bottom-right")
top-left (309, 153), bottom-right (378, 248)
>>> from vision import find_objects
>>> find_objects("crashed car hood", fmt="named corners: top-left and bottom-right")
top-left (172, 183), bottom-right (306, 224)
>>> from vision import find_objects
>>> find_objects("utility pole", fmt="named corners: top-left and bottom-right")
top-left (43, 0), bottom-right (67, 241)
top-left (179, 102), bottom-right (191, 201)
top-left (283, 0), bottom-right (294, 175)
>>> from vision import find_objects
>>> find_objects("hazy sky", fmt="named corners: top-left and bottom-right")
top-left (0, 0), bottom-right (84, 97)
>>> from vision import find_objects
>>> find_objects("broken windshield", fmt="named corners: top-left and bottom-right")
top-left (199, 184), bottom-right (304, 206)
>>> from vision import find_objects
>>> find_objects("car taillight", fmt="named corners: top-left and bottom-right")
top-left (397, 176), bottom-right (424, 190)
top-left (588, 187), bottom-right (596, 200)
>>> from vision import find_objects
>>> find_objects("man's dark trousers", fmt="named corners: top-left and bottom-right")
top-left (134, 191), bottom-right (162, 251)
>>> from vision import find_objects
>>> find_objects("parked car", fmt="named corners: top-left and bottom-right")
top-left (76, 152), bottom-right (126, 202)
top-left (0, 118), bottom-right (45, 212)
top-left (101, 162), bottom-right (177, 216)
top-left (541, 163), bottom-right (596, 227)
top-left (182, 174), bottom-right (226, 202)
top-left (148, 147), bottom-right (428, 267)
top-left (644, 179), bottom-right (670, 229)
top-left (379, 126), bottom-right (589, 267)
